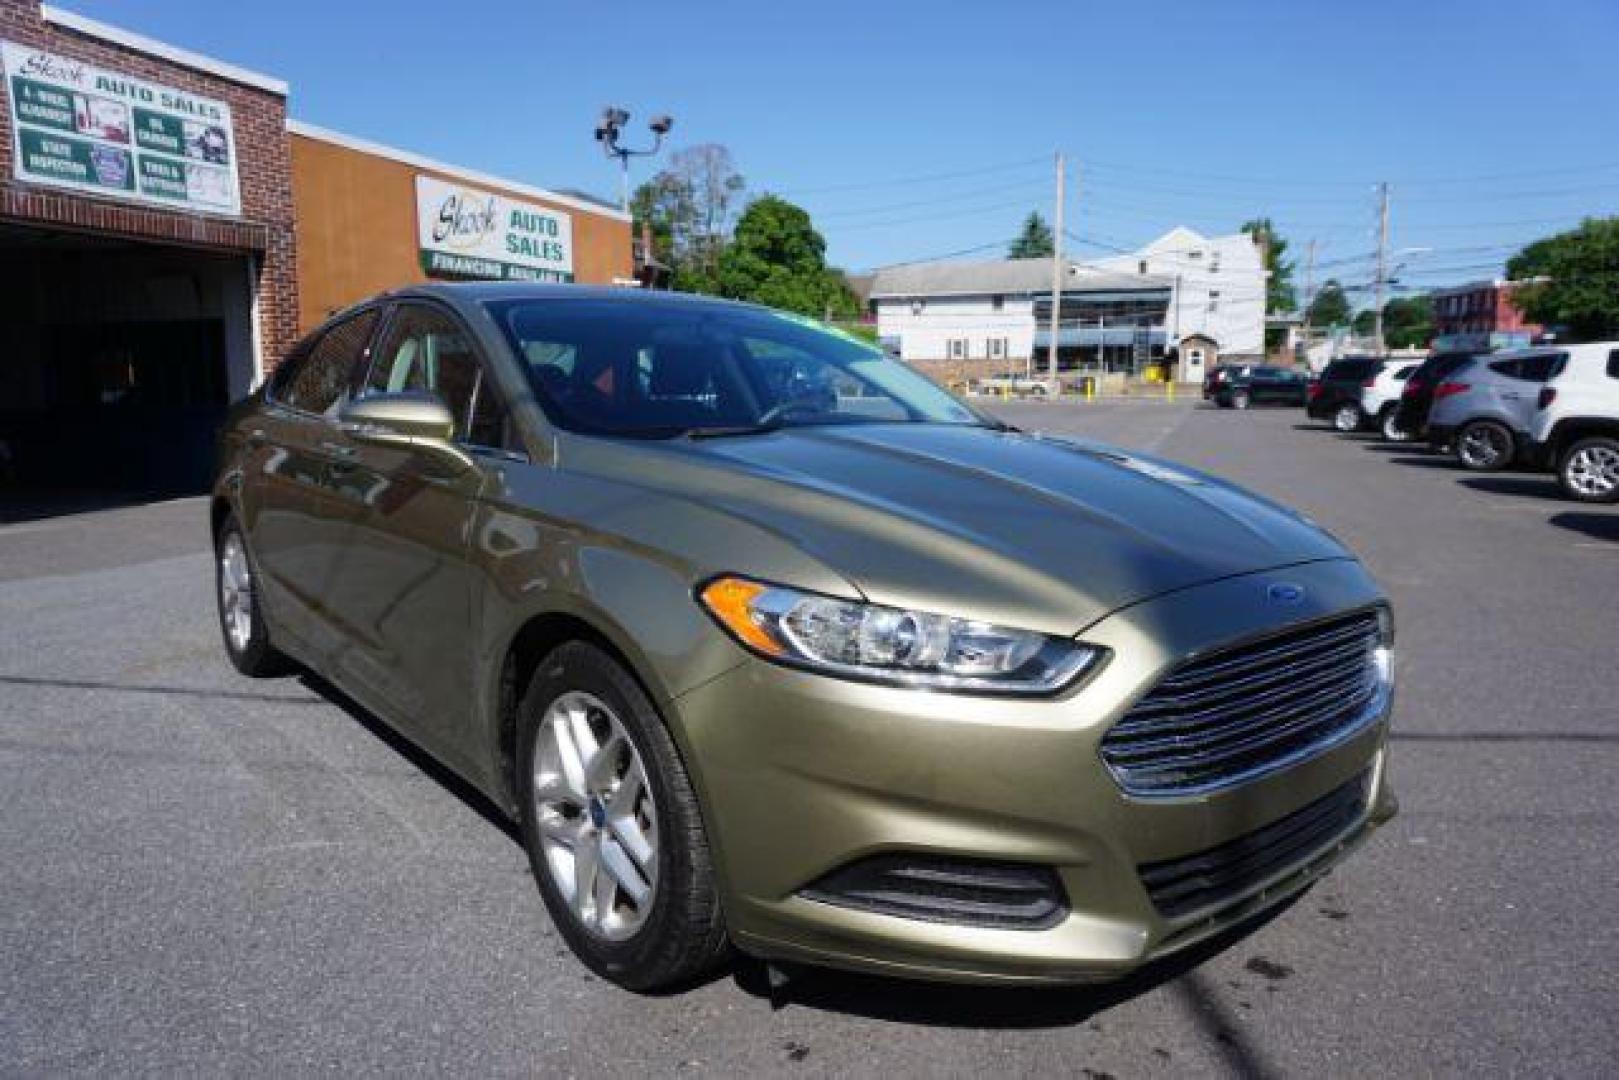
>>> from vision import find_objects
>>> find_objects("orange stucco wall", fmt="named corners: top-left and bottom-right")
top-left (290, 131), bottom-right (633, 332)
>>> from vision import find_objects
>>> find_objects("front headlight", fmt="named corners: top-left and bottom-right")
top-left (698, 576), bottom-right (1102, 695)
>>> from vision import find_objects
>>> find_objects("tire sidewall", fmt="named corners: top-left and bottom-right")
top-left (215, 514), bottom-right (281, 676)
top-left (1559, 437), bottom-right (1619, 503)
top-left (1232, 390), bottom-right (1251, 410)
top-left (515, 641), bottom-right (719, 989)
top-left (1459, 421), bottom-right (1512, 472)
top-left (1334, 403), bottom-right (1360, 432)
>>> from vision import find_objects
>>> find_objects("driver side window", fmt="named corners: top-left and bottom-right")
top-left (367, 304), bottom-right (518, 451)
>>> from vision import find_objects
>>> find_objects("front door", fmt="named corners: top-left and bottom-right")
top-left (323, 302), bottom-right (524, 771)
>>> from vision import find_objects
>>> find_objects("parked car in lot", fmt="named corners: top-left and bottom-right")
top-left (1360, 361), bottom-right (1421, 440)
top-left (1527, 341), bottom-right (1619, 502)
top-left (1428, 350), bottom-right (1563, 471)
top-left (211, 283), bottom-right (1397, 990)
top-left (1393, 352), bottom-right (1481, 442)
top-left (1307, 357), bottom-right (1384, 431)
top-left (1211, 364), bottom-right (1308, 408)
top-left (1203, 363), bottom-right (1252, 400)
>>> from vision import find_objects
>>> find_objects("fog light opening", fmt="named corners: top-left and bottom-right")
top-left (798, 853), bottom-right (1067, 930)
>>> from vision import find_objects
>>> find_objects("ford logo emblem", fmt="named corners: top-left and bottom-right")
top-left (1267, 582), bottom-right (1306, 604)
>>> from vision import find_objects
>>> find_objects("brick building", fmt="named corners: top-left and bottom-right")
top-left (1430, 279), bottom-right (1543, 353)
top-left (0, 2), bottom-right (631, 493)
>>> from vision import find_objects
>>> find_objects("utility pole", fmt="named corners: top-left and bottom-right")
top-left (1302, 237), bottom-right (1318, 331)
top-left (1047, 151), bottom-right (1065, 382)
top-left (1373, 182), bottom-right (1390, 355)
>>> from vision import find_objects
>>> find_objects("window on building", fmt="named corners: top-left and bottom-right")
top-left (1138, 260), bottom-right (1148, 275)
top-left (948, 338), bottom-right (967, 360)
top-left (1208, 290), bottom-right (1221, 313)
top-left (987, 337), bottom-right (1007, 360)
top-left (991, 294), bottom-right (1005, 311)
top-left (1210, 254), bottom-right (1221, 273)
top-left (1186, 250), bottom-right (1203, 260)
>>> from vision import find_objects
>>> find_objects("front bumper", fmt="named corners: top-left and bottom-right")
top-left (669, 559), bottom-right (1396, 984)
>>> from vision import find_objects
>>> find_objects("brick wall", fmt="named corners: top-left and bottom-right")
top-left (0, 0), bottom-right (298, 372)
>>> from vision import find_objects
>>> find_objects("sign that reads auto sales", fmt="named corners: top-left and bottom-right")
top-left (1, 41), bottom-right (241, 216)
top-left (415, 175), bottom-right (574, 283)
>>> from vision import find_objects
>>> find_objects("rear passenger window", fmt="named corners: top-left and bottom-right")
top-left (1608, 350), bottom-right (1619, 379)
top-left (274, 308), bottom-right (379, 416)
top-left (1518, 354), bottom-right (1562, 382)
top-left (1488, 359), bottom-right (1524, 379)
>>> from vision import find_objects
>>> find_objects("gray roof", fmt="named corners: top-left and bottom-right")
top-left (870, 258), bottom-right (1171, 299)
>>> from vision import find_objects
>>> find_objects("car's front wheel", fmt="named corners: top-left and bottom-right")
top-left (1231, 389), bottom-right (1251, 410)
top-left (516, 641), bottom-right (727, 991)
top-left (214, 512), bottom-right (291, 677)
top-left (1332, 403), bottom-right (1362, 432)
top-left (1457, 420), bottom-right (1514, 472)
top-left (1558, 436), bottom-right (1619, 503)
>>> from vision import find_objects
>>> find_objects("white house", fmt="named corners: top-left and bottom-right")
top-left (869, 227), bottom-right (1266, 383)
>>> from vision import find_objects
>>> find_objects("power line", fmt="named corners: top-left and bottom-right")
top-left (780, 155), bottom-right (1048, 196)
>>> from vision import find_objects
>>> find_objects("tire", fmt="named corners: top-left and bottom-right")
top-left (1558, 436), bottom-right (1619, 503)
top-left (1380, 406), bottom-right (1410, 442)
top-left (1456, 419), bottom-right (1514, 472)
top-left (516, 641), bottom-right (727, 991)
top-left (1232, 390), bottom-right (1251, 410)
top-left (1332, 403), bottom-right (1362, 432)
top-left (214, 512), bottom-right (292, 677)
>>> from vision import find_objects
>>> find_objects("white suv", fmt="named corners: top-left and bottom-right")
top-left (1527, 342), bottom-right (1619, 503)
top-left (1361, 361), bottom-right (1421, 440)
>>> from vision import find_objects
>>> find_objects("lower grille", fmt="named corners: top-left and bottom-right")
top-left (1140, 772), bottom-right (1369, 919)
top-left (1102, 610), bottom-right (1387, 796)
top-left (799, 854), bottom-right (1066, 930)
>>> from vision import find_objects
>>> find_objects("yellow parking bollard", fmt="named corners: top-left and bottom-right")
top-left (1166, 380), bottom-right (1175, 402)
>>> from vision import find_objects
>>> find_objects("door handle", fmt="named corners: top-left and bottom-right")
top-left (318, 440), bottom-right (357, 459)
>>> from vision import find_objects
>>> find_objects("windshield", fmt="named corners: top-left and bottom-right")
top-left (485, 299), bottom-right (984, 438)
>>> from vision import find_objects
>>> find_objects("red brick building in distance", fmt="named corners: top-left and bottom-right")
top-left (1430, 279), bottom-right (1544, 352)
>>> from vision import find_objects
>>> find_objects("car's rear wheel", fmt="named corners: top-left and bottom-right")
top-left (214, 513), bottom-right (291, 677)
top-left (1380, 406), bottom-right (1409, 442)
top-left (1332, 403), bottom-right (1362, 432)
top-left (1231, 389), bottom-right (1251, 410)
top-left (1558, 436), bottom-right (1619, 503)
top-left (516, 641), bottom-right (727, 991)
top-left (1457, 420), bottom-right (1514, 472)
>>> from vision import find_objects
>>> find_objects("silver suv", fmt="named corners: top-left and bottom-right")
top-left (1428, 350), bottom-right (1562, 471)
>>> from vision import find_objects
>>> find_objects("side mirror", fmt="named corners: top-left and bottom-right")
top-left (339, 392), bottom-right (473, 472)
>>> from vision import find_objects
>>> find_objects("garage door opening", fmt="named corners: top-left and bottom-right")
top-left (0, 223), bottom-right (259, 499)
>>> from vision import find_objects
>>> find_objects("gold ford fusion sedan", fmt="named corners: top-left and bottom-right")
top-left (212, 283), bottom-right (1396, 991)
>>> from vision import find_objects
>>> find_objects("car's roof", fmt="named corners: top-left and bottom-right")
top-left (379, 281), bottom-right (758, 311)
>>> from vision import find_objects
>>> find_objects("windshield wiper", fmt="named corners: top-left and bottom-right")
top-left (684, 419), bottom-right (786, 440)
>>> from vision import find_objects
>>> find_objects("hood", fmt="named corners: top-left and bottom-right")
top-left (575, 423), bottom-right (1350, 636)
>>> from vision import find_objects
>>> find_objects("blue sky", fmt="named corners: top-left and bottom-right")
top-left (63, 0), bottom-right (1619, 297)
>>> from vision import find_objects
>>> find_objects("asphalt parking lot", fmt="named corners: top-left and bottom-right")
top-left (2, 400), bottom-right (1615, 1076)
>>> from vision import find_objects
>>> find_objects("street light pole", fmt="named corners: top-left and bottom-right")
top-left (594, 107), bottom-right (674, 213)
top-left (1047, 151), bottom-right (1065, 383)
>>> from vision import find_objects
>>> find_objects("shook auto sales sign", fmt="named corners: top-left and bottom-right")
top-left (2, 41), bottom-right (241, 216)
top-left (415, 175), bottom-right (574, 283)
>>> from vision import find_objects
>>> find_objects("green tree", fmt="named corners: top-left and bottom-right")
top-left (1505, 217), bottom-right (1619, 341)
top-left (1352, 309), bottom-right (1376, 336)
top-left (1008, 212), bottom-right (1055, 259)
top-left (1382, 294), bottom-right (1433, 349)
top-left (1240, 217), bottom-right (1297, 314)
top-left (630, 143), bottom-right (745, 294)
top-left (716, 195), bottom-right (846, 316)
top-left (1308, 279), bottom-right (1352, 328)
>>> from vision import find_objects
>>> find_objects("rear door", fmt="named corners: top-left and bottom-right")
top-left (323, 301), bottom-right (524, 769)
top-left (243, 308), bottom-right (380, 656)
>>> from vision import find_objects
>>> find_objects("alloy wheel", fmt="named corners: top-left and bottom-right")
top-left (1334, 404), bottom-right (1360, 432)
top-left (1382, 411), bottom-right (1409, 442)
top-left (1565, 443), bottom-right (1619, 498)
top-left (219, 533), bottom-right (254, 654)
top-left (531, 691), bottom-right (658, 941)
top-left (1458, 424), bottom-right (1510, 470)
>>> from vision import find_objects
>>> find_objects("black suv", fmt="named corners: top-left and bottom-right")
top-left (1307, 357), bottom-right (1384, 431)
top-left (1392, 352), bottom-right (1482, 441)
top-left (1211, 365), bottom-right (1309, 408)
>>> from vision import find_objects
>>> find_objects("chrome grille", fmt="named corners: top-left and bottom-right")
top-left (1102, 611), bottom-right (1386, 796)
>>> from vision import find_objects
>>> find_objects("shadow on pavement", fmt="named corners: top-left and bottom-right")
top-left (1457, 476), bottom-right (1561, 499)
top-left (1385, 455), bottom-right (1460, 470)
top-left (731, 894), bottom-right (1298, 1043)
top-left (1548, 511), bottom-right (1619, 542)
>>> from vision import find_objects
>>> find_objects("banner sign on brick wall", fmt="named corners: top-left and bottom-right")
top-left (416, 174), bottom-right (574, 283)
top-left (2, 40), bottom-right (242, 216)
